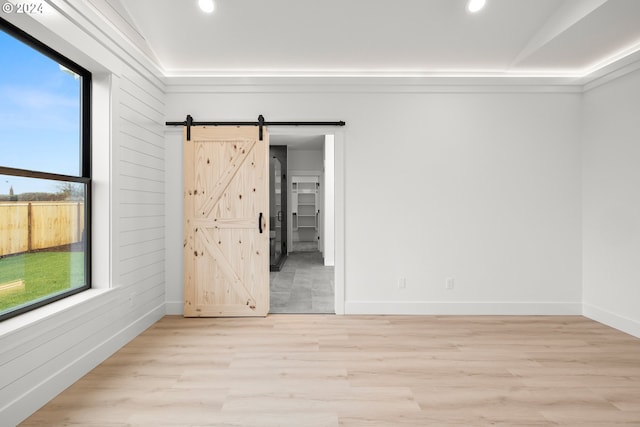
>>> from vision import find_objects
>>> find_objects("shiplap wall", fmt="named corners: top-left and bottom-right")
top-left (116, 71), bottom-right (166, 311)
top-left (0, 2), bottom-right (166, 424)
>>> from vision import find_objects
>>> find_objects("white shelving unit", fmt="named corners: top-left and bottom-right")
top-left (291, 176), bottom-right (319, 244)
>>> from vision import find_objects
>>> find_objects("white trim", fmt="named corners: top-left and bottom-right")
top-left (582, 49), bottom-right (640, 92)
top-left (345, 301), bottom-right (583, 316)
top-left (323, 136), bottom-right (335, 267)
top-left (164, 76), bottom-right (584, 94)
top-left (160, 53), bottom-right (640, 94)
top-left (583, 303), bottom-right (640, 339)
top-left (163, 70), bottom-right (589, 79)
top-left (91, 73), bottom-right (113, 290)
top-left (268, 126), bottom-right (345, 315)
top-left (333, 131), bottom-right (345, 315)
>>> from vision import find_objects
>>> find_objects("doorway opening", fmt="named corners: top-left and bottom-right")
top-left (269, 134), bottom-right (336, 314)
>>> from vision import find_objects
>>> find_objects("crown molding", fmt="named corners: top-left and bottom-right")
top-left (581, 49), bottom-right (640, 92)
top-left (161, 50), bottom-right (640, 93)
top-left (163, 74), bottom-right (586, 94)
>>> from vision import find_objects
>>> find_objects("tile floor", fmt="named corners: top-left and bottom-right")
top-left (269, 251), bottom-right (335, 314)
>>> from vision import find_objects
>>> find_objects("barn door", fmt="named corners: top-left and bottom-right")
top-left (183, 126), bottom-right (269, 317)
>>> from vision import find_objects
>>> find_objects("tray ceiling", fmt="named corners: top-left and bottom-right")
top-left (99, 0), bottom-right (640, 78)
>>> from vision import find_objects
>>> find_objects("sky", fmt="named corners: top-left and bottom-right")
top-left (0, 28), bottom-right (82, 195)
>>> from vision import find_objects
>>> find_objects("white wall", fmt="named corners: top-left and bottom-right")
top-left (164, 83), bottom-right (583, 315)
top-left (582, 69), bottom-right (640, 337)
top-left (288, 148), bottom-right (324, 173)
top-left (0, 3), bottom-right (166, 425)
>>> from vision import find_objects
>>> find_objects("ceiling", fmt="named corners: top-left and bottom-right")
top-left (100, 0), bottom-right (640, 77)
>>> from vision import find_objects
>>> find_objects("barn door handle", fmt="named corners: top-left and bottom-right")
top-left (258, 212), bottom-right (264, 233)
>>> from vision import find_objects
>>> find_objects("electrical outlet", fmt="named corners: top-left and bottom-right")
top-left (445, 277), bottom-right (454, 290)
top-left (398, 277), bottom-right (406, 290)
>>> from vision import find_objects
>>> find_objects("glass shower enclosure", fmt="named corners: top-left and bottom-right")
top-left (269, 146), bottom-right (287, 271)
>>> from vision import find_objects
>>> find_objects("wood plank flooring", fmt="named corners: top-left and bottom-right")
top-left (20, 315), bottom-right (640, 426)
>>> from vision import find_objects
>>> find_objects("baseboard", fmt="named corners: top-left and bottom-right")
top-left (344, 301), bottom-right (583, 315)
top-left (583, 303), bottom-right (640, 339)
top-left (4, 303), bottom-right (165, 426)
top-left (165, 300), bottom-right (183, 315)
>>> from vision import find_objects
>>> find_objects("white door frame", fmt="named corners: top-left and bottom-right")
top-left (268, 126), bottom-right (345, 315)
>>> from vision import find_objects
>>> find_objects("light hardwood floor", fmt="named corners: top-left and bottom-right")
top-left (21, 315), bottom-right (640, 426)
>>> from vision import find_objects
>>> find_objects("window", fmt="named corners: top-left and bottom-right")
top-left (0, 18), bottom-right (91, 321)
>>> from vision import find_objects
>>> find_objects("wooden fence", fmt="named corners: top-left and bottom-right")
top-left (0, 202), bottom-right (85, 257)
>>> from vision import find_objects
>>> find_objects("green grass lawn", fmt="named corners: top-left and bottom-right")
top-left (0, 252), bottom-right (85, 312)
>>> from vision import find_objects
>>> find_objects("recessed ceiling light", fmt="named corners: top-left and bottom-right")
top-left (467, 0), bottom-right (486, 13)
top-left (198, 0), bottom-right (215, 14)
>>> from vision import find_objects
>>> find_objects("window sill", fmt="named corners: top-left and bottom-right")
top-left (0, 288), bottom-right (115, 338)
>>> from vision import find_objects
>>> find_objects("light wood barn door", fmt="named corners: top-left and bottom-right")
top-left (183, 126), bottom-right (269, 317)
